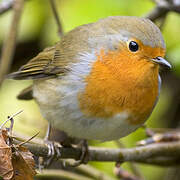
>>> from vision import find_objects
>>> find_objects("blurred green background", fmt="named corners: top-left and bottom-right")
top-left (0, 0), bottom-right (180, 179)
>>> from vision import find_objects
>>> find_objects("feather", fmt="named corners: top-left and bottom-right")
top-left (7, 46), bottom-right (67, 80)
top-left (17, 85), bottom-right (33, 100)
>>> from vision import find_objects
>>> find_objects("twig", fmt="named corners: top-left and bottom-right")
top-left (0, 0), bottom-right (24, 85)
top-left (36, 169), bottom-right (92, 180)
top-left (145, 5), bottom-right (168, 21)
top-left (136, 156), bottom-right (180, 166)
top-left (76, 164), bottom-right (114, 180)
top-left (11, 135), bottom-right (180, 166)
top-left (16, 132), bottom-right (39, 147)
top-left (0, 110), bottom-right (23, 129)
top-left (114, 164), bottom-right (141, 180)
top-left (146, 0), bottom-right (180, 21)
top-left (115, 141), bottom-right (144, 179)
top-left (49, 0), bottom-right (63, 37)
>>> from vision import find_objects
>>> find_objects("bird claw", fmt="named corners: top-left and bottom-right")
top-left (39, 124), bottom-right (88, 168)
top-left (39, 123), bottom-right (61, 167)
top-left (46, 140), bottom-right (55, 157)
top-left (43, 140), bottom-right (55, 167)
top-left (69, 140), bottom-right (89, 167)
top-left (40, 140), bottom-right (61, 168)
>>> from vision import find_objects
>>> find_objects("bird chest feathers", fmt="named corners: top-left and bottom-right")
top-left (78, 49), bottom-right (160, 125)
top-left (32, 48), bottom-right (160, 140)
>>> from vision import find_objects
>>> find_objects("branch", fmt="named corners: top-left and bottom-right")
top-left (76, 164), bottom-right (114, 180)
top-left (13, 135), bottom-right (180, 166)
top-left (114, 165), bottom-right (141, 180)
top-left (146, 0), bottom-right (180, 21)
top-left (49, 0), bottom-right (63, 37)
top-left (146, 6), bottom-right (168, 21)
top-left (115, 140), bottom-right (144, 179)
top-left (36, 169), bottom-right (92, 180)
top-left (0, 0), bottom-right (24, 85)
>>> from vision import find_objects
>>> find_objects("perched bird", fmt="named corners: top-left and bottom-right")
top-left (8, 16), bottom-right (171, 141)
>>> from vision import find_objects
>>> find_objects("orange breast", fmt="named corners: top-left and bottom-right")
top-left (78, 48), bottom-right (161, 125)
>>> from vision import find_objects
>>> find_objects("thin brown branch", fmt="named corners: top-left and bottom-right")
top-left (36, 169), bottom-right (92, 180)
top-left (114, 165), bottom-right (141, 180)
top-left (49, 0), bottom-right (63, 37)
top-left (146, 6), bottom-right (168, 21)
top-left (76, 164), bottom-right (114, 180)
top-left (136, 156), bottom-right (180, 166)
top-left (115, 140), bottom-right (144, 180)
top-left (0, 110), bottom-right (23, 129)
top-left (12, 134), bottom-right (180, 166)
top-left (146, 0), bottom-right (180, 21)
top-left (0, 0), bottom-right (24, 85)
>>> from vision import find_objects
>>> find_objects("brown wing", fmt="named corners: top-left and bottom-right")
top-left (7, 45), bottom-right (68, 80)
top-left (7, 20), bottom-right (100, 80)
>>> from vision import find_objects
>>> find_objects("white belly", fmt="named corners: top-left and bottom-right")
top-left (33, 52), bottom-right (140, 141)
top-left (51, 112), bottom-right (140, 141)
top-left (33, 78), bottom-right (140, 141)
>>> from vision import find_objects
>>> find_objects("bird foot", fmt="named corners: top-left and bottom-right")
top-left (69, 140), bottom-right (89, 167)
top-left (41, 140), bottom-right (61, 168)
top-left (38, 124), bottom-right (61, 168)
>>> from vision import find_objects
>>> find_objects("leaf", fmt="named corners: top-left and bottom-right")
top-left (12, 145), bottom-right (36, 180)
top-left (0, 129), bottom-right (36, 180)
top-left (0, 129), bottom-right (13, 180)
top-left (12, 146), bottom-right (36, 180)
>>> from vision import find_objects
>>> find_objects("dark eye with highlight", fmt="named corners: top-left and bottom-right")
top-left (129, 41), bottom-right (139, 52)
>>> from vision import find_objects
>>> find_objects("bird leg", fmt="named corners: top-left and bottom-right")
top-left (44, 122), bottom-right (51, 141)
top-left (40, 123), bottom-right (61, 168)
top-left (40, 124), bottom-right (89, 168)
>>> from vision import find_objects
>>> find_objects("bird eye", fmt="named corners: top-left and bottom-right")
top-left (129, 41), bottom-right (139, 52)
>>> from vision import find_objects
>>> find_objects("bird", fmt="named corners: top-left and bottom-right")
top-left (8, 16), bottom-right (171, 142)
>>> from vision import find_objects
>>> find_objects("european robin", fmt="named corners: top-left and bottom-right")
top-left (8, 16), bottom-right (171, 141)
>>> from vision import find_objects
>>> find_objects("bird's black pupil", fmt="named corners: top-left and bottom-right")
top-left (129, 41), bottom-right (139, 52)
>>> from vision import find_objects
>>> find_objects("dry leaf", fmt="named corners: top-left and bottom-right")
top-left (12, 145), bottom-right (36, 180)
top-left (0, 129), bottom-right (13, 180)
top-left (0, 129), bottom-right (36, 180)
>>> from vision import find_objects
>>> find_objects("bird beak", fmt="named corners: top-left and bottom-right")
top-left (151, 57), bottom-right (172, 69)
